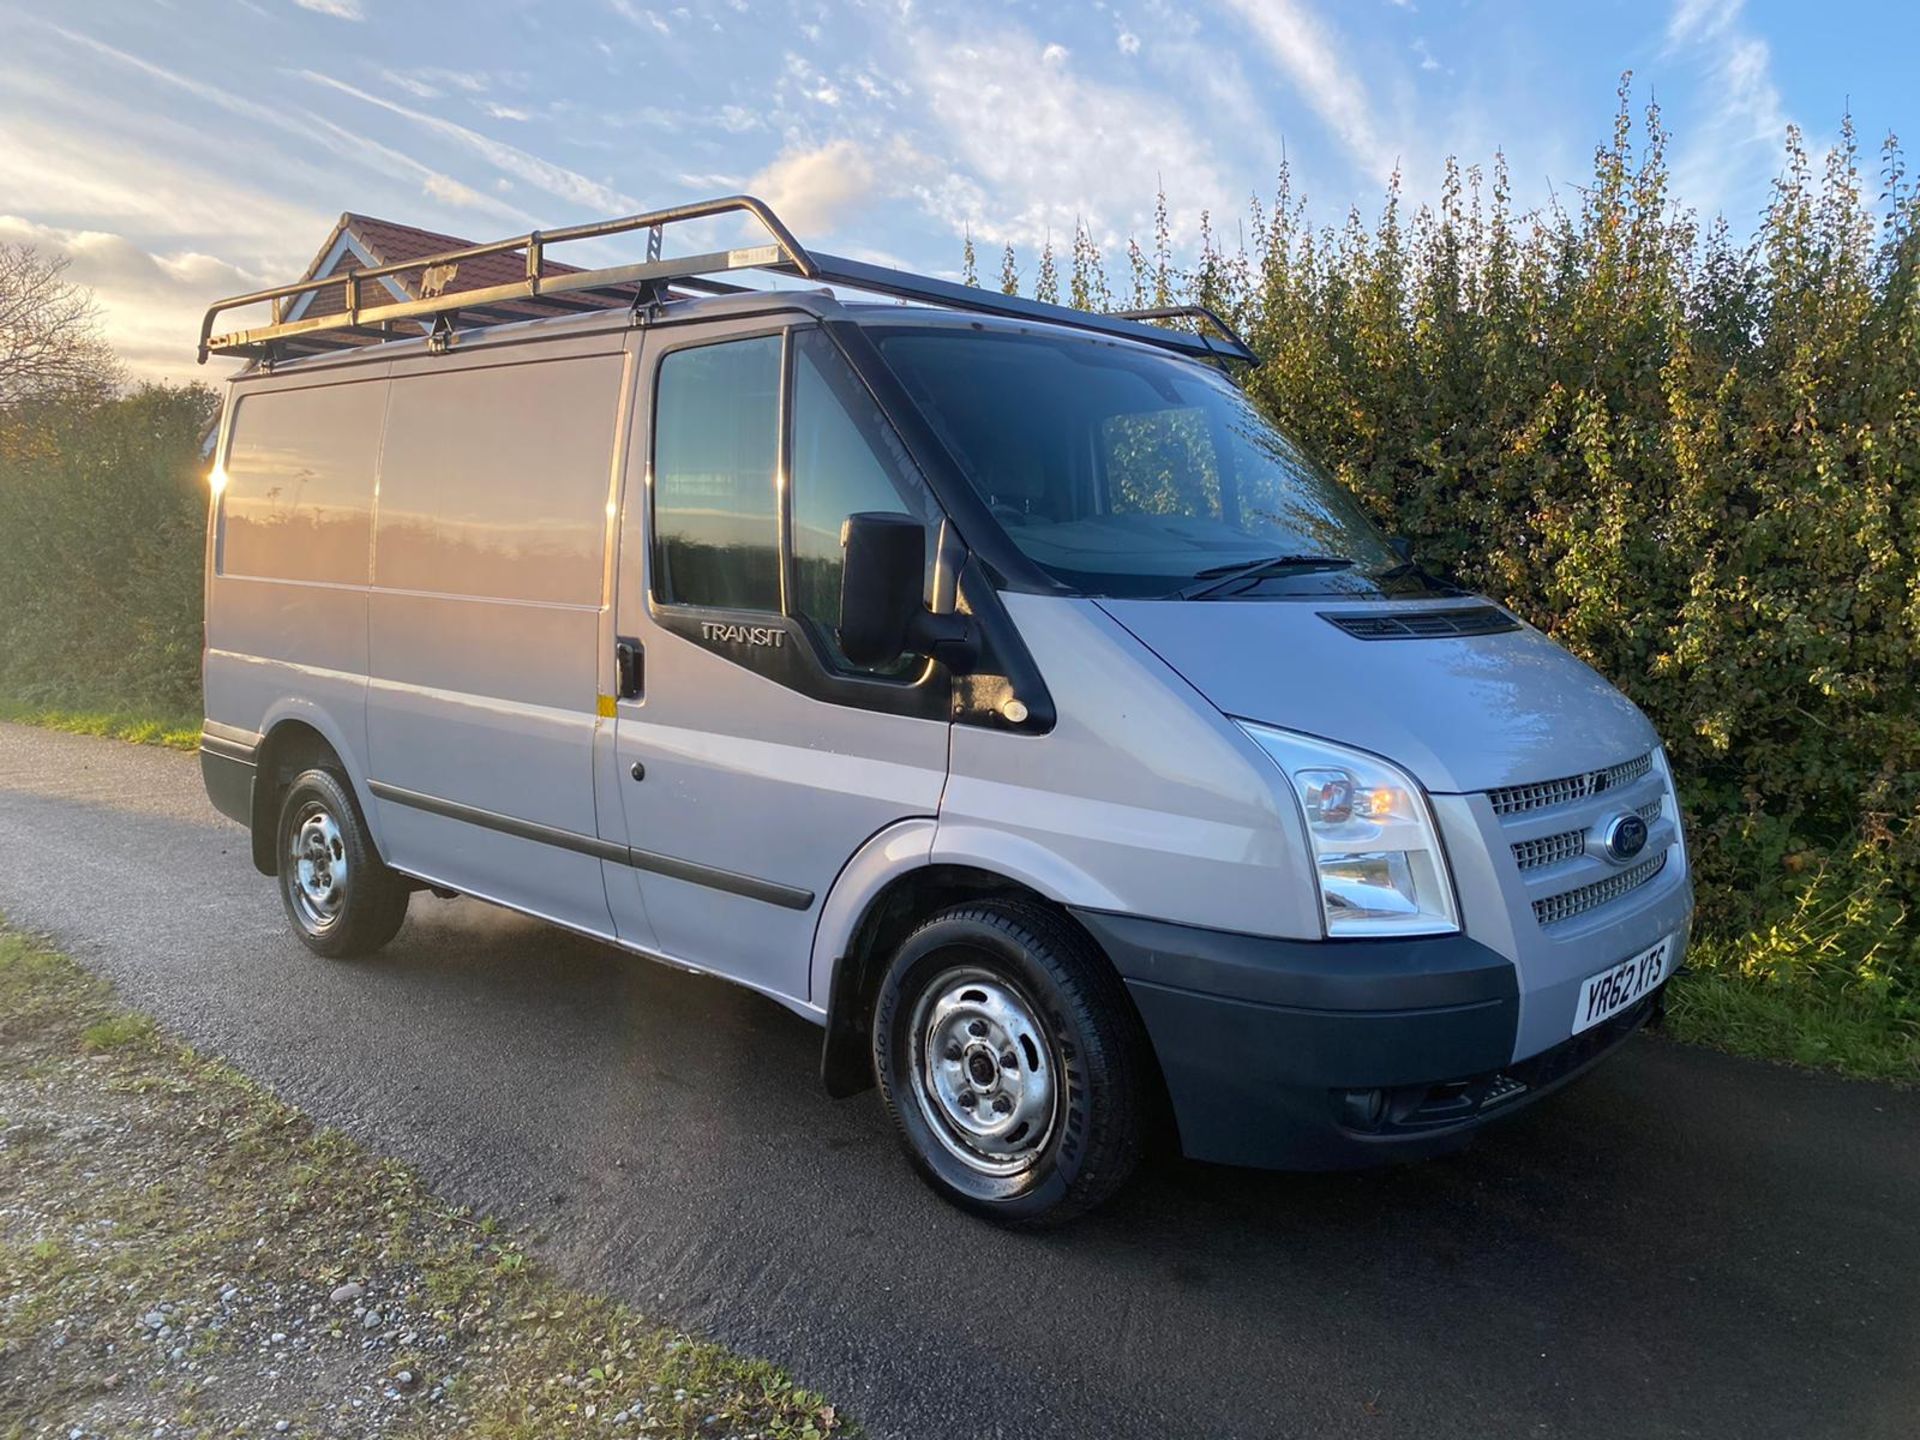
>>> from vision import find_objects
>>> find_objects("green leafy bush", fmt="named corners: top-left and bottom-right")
top-left (0, 383), bottom-right (217, 716)
top-left (990, 83), bottom-right (1920, 1052)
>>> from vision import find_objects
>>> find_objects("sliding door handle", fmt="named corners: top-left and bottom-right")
top-left (614, 637), bottom-right (644, 700)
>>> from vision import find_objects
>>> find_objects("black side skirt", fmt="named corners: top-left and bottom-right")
top-left (366, 779), bottom-right (814, 911)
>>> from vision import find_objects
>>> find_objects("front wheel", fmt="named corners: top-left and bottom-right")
top-left (873, 900), bottom-right (1149, 1227)
top-left (276, 768), bottom-right (409, 958)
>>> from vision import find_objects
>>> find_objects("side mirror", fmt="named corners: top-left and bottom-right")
top-left (839, 512), bottom-right (977, 672)
top-left (839, 512), bottom-right (923, 667)
top-left (1388, 535), bottom-right (1414, 564)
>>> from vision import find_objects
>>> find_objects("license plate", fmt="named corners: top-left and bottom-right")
top-left (1573, 935), bottom-right (1674, 1035)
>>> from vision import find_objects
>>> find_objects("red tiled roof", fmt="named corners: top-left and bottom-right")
top-left (295, 212), bottom-right (636, 322)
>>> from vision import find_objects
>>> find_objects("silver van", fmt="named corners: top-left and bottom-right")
top-left (196, 197), bottom-right (1693, 1224)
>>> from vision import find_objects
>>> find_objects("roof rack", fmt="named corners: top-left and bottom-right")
top-left (1111, 305), bottom-right (1254, 359)
top-left (197, 194), bottom-right (1258, 368)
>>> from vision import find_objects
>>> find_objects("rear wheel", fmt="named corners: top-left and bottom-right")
top-left (275, 768), bottom-right (409, 958)
top-left (873, 900), bottom-right (1148, 1226)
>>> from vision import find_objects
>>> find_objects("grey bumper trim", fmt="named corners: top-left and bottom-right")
top-left (199, 722), bottom-right (261, 765)
top-left (200, 746), bottom-right (255, 827)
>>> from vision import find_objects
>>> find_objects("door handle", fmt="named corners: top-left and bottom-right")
top-left (615, 636), bottom-right (644, 700)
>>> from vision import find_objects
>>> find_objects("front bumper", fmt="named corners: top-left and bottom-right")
top-left (1073, 909), bottom-right (1668, 1170)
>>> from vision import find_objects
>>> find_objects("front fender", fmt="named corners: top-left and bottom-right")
top-left (808, 817), bottom-right (938, 1008)
top-left (925, 821), bottom-right (1130, 913)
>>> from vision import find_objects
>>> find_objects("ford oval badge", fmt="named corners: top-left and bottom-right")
top-left (1604, 813), bottom-right (1651, 862)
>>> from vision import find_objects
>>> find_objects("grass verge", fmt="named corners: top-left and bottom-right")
top-left (1666, 964), bottom-right (1920, 1084)
top-left (0, 923), bottom-right (850, 1438)
top-left (0, 696), bottom-right (199, 751)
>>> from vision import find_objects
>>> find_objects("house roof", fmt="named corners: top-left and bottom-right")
top-left (288, 211), bottom-right (638, 325)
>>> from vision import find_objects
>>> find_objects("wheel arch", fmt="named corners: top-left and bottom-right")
top-left (814, 832), bottom-right (1147, 1100)
top-left (249, 707), bottom-right (378, 875)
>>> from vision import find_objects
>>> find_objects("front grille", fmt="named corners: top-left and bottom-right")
top-left (1489, 753), bottom-right (1653, 817)
top-left (1511, 798), bottom-right (1663, 872)
top-left (1322, 606), bottom-right (1521, 640)
top-left (1532, 852), bottom-right (1668, 926)
top-left (1512, 828), bottom-right (1586, 871)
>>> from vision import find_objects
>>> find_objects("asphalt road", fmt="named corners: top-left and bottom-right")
top-left (1, 721), bottom-right (1914, 1439)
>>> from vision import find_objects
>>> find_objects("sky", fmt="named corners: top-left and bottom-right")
top-left (0, 0), bottom-right (1912, 383)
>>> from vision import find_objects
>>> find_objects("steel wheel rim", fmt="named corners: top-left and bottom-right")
top-left (289, 800), bottom-right (348, 931)
top-left (908, 965), bottom-right (1058, 1177)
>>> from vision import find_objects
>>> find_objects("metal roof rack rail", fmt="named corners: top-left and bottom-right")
top-left (1111, 305), bottom-right (1255, 361)
top-left (198, 195), bottom-right (1258, 367)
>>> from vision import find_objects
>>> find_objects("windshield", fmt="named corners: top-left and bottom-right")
top-left (876, 326), bottom-right (1447, 600)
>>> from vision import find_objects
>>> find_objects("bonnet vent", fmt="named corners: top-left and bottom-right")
top-left (1321, 606), bottom-right (1522, 640)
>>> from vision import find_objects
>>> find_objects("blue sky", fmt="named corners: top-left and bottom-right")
top-left (0, 0), bottom-right (1912, 381)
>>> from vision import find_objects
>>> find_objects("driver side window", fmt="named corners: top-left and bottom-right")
top-left (788, 329), bottom-right (929, 676)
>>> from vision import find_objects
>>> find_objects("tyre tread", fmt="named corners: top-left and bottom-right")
top-left (880, 897), bottom-right (1149, 1227)
top-left (277, 767), bottom-right (409, 959)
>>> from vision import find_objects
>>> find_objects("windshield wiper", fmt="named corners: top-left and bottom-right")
top-left (1370, 557), bottom-right (1460, 593)
top-left (1176, 554), bottom-right (1356, 600)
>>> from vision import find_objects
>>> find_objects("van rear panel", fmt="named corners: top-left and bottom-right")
top-left (205, 371), bottom-right (388, 795)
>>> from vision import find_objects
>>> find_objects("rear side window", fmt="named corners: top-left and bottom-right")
top-left (375, 355), bottom-right (625, 606)
top-left (652, 336), bottom-right (782, 611)
top-left (221, 382), bottom-right (385, 584)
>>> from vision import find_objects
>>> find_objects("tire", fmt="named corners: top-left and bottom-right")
top-left (275, 768), bottom-right (410, 958)
top-left (873, 900), bottom-right (1148, 1227)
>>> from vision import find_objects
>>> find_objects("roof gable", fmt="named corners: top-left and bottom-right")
top-left (285, 211), bottom-right (634, 326)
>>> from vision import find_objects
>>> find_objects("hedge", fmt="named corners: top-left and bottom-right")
top-left (982, 84), bottom-right (1919, 1020)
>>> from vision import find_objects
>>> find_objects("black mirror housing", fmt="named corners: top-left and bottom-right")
top-left (838, 512), bottom-right (923, 667)
top-left (839, 512), bottom-right (977, 672)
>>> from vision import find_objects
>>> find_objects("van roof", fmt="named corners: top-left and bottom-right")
top-left (200, 194), bottom-right (1254, 378)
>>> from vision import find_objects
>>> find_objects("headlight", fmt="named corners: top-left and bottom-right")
top-left (1238, 723), bottom-right (1460, 937)
top-left (1649, 745), bottom-right (1688, 875)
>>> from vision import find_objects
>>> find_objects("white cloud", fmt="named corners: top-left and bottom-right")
top-left (746, 140), bottom-right (877, 235)
top-left (1412, 37), bottom-right (1440, 72)
top-left (1662, 0), bottom-right (1789, 216)
top-left (1665, 0), bottom-right (1742, 47)
top-left (0, 104), bottom-right (326, 263)
top-left (483, 103), bottom-right (532, 121)
top-left (1213, 0), bottom-right (1397, 181)
top-left (293, 0), bottom-right (364, 19)
top-left (431, 68), bottom-right (489, 92)
top-left (422, 173), bottom-right (489, 208)
top-left (39, 29), bottom-right (533, 231)
top-left (295, 113), bottom-right (538, 225)
top-left (1117, 30), bottom-right (1141, 55)
top-left (0, 214), bottom-right (268, 382)
top-left (783, 53), bottom-right (842, 107)
top-left (1115, 2), bottom-right (1271, 171)
top-left (608, 0), bottom-right (672, 35)
top-left (299, 71), bottom-right (639, 212)
top-left (901, 24), bottom-right (1232, 249)
top-left (379, 66), bottom-right (491, 100)
top-left (380, 69), bottom-right (441, 99)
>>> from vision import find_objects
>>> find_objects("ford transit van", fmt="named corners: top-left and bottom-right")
top-left (196, 198), bottom-right (1693, 1224)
